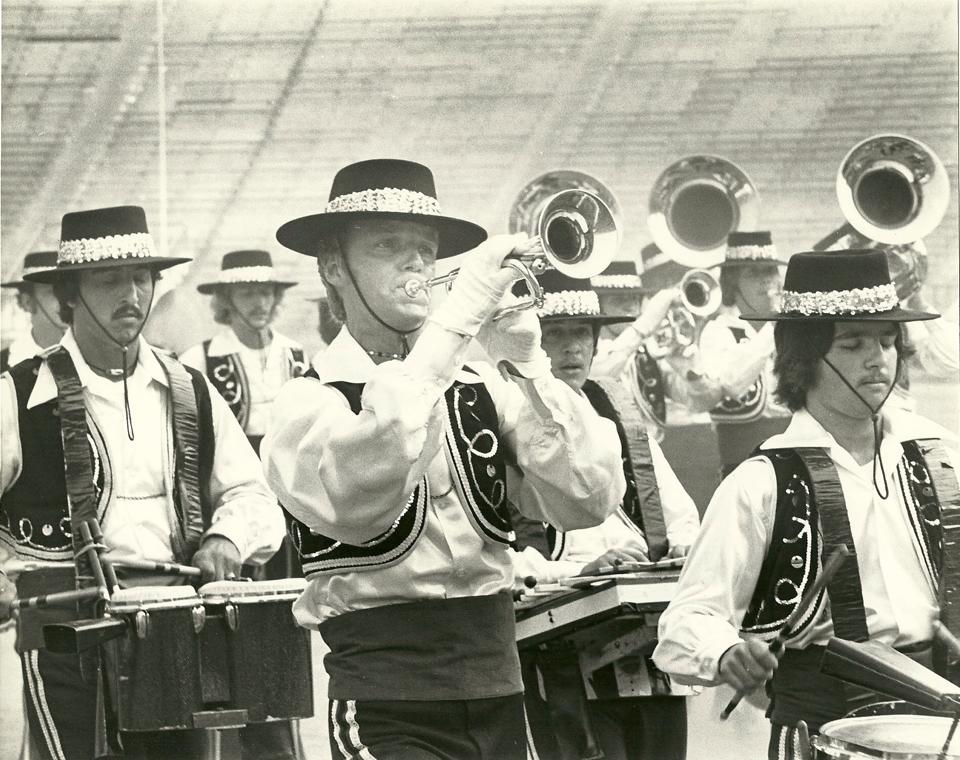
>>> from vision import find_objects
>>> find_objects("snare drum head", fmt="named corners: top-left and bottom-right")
top-left (199, 577), bottom-right (306, 602)
top-left (814, 715), bottom-right (960, 758)
top-left (107, 584), bottom-right (200, 612)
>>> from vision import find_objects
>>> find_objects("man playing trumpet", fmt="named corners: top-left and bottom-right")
top-left (263, 158), bottom-right (625, 759)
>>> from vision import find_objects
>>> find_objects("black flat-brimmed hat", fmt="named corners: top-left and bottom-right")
top-left (276, 158), bottom-right (487, 259)
top-left (591, 260), bottom-right (657, 294)
top-left (717, 231), bottom-right (787, 268)
top-left (742, 249), bottom-right (939, 322)
top-left (1, 250), bottom-right (58, 288)
top-left (24, 206), bottom-right (190, 284)
top-left (515, 269), bottom-right (633, 326)
top-left (197, 250), bottom-right (298, 294)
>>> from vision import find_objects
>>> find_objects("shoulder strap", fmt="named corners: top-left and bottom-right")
top-left (153, 351), bottom-right (210, 559)
top-left (45, 348), bottom-right (99, 592)
top-left (583, 376), bottom-right (667, 560)
top-left (794, 446), bottom-right (869, 642)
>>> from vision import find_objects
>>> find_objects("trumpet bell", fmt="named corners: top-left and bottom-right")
top-left (537, 189), bottom-right (618, 279)
top-left (648, 155), bottom-right (759, 269)
top-left (837, 133), bottom-right (950, 245)
top-left (679, 268), bottom-right (722, 318)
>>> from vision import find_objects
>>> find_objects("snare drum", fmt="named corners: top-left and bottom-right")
top-left (102, 585), bottom-right (206, 731)
top-left (198, 578), bottom-right (312, 723)
top-left (811, 715), bottom-right (960, 759)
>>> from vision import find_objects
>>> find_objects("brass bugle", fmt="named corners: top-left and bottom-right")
top-left (402, 188), bottom-right (619, 318)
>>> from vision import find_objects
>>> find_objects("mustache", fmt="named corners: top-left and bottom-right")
top-left (112, 306), bottom-right (144, 320)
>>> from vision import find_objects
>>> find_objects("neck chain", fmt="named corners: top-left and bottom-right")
top-left (365, 348), bottom-right (406, 362)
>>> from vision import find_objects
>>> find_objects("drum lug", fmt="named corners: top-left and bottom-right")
top-left (192, 605), bottom-right (206, 633)
top-left (225, 603), bottom-right (238, 632)
top-left (135, 609), bottom-right (150, 639)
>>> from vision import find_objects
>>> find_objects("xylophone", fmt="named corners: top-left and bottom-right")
top-left (515, 561), bottom-right (691, 699)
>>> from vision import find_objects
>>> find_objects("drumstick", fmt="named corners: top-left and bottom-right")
top-left (720, 544), bottom-right (850, 720)
top-left (87, 522), bottom-right (120, 593)
top-left (938, 710), bottom-right (960, 760)
top-left (13, 586), bottom-right (103, 610)
top-left (103, 555), bottom-right (202, 578)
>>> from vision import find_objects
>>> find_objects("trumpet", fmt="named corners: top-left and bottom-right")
top-left (648, 269), bottom-right (721, 358)
top-left (403, 173), bottom-right (620, 318)
top-left (814, 133), bottom-right (949, 300)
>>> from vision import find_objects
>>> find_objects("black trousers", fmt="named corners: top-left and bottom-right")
top-left (326, 694), bottom-right (526, 760)
top-left (21, 648), bottom-right (299, 760)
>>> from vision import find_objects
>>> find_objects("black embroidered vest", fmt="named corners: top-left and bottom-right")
top-left (203, 338), bottom-right (306, 429)
top-left (284, 369), bottom-right (513, 579)
top-left (633, 345), bottom-right (666, 428)
top-left (0, 352), bottom-right (216, 565)
top-left (740, 441), bottom-right (948, 644)
top-left (709, 325), bottom-right (765, 423)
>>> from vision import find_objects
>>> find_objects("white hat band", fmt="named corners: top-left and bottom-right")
top-left (780, 282), bottom-right (898, 315)
top-left (59, 232), bottom-right (157, 265)
top-left (325, 187), bottom-right (442, 216)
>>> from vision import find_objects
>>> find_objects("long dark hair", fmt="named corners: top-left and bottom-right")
top-left (772, 320), bottom-right (909, 411)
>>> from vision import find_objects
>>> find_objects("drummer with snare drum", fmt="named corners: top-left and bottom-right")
top-left (509, 269), bottom-right (701, 760)
top-left (653, 250), bottom-right (960, 759)
top-left (0, 206), bottom-right (286, 760)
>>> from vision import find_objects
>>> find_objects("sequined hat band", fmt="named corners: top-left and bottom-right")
top-left (592, 274), bottom-right (644, 289)
top-left (726, 242), bottom-right (780, 262)
top-left (538, 290), bottom-right (601, 318)
top-left (325, 187), bottom-right (443, 216)
top-left (58, 232), bottom-right (157, 265)
top-left (215, 266), bottom-right (285, 285)
top-left (780, 282), bottom-right (898, 316)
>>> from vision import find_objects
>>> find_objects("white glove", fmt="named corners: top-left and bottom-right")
top-left (475, 295), bottom-right (551, 379)
top-left (429, 233), bottom-right (527, 337)
top-left (632, 288), bottom-right (679, 339)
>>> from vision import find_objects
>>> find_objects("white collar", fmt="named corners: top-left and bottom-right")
top-left (204, 328), bottom-right (299, 358)
top-left (27, 328), bottom-right (169, 409)
top-left (760, 406), bottom-right (956, 474)
top-left (311, 326), bottom-right (483, 385)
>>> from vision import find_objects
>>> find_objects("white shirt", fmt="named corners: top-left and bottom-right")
top-left (698, 307), bottom-right (790, 419)
top-left (261, 327), bottom-right (625, 626)
top-left (1, 330), bottom-right (285, 570)
top-left (592, 334), bottom-right (722, 440)
top-left (181, 328), bottom-right (304, 437)
top-left (511, 432), bottom-right (700, 584)
top-left (652, 407), bottom-right (957, 686)
top-left (5, 333), bottom-right (44, 368)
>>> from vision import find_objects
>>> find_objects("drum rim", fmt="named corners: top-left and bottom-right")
top-left (812, 714), bottom-right (960, 758)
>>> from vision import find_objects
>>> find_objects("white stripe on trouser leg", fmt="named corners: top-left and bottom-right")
top-left (24, 652), bottom-right (66, 760)
top-left (344, 701), bottom-right (377, 760)
top-left (523, 706), bottom-right (540, 760)
top-left (777, 725), bottom-right (787, 760)
top-left (330, 700), bottom-right (352, 759)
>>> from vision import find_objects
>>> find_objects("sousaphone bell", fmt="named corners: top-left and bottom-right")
top-left (814, 133), bottom-right (950, 300)
top-left (648, 155), bottom-right (759, 269)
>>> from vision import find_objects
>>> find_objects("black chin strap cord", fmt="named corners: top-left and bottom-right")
top-left (77, 290), bottom-right (154, 442)
top-left (814, 345), bottom-right (902, 499)
top-left (339, 236), bottom-right (423, 359)
top-left (226, 291), bottom-right (271, 350)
